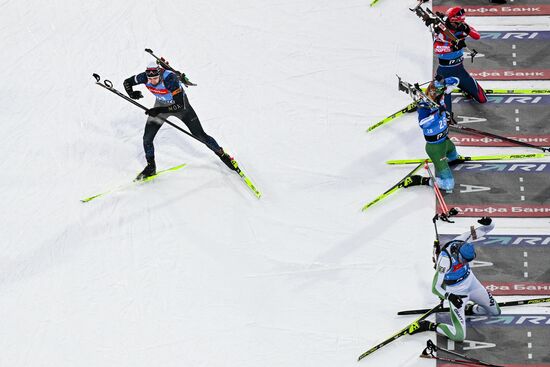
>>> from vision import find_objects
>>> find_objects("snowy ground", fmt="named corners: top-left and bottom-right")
top-left (1, 1), bottom-right (549, 366)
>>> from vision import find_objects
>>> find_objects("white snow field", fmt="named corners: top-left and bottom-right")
top-left (1, 1), bottom-right (549, 366)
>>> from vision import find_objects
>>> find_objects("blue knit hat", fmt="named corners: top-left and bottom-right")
top-left (459, 242), bottom-right (476, 261)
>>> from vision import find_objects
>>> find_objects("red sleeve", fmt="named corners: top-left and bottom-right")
top-left (468, 25), bottom-right (480, 40)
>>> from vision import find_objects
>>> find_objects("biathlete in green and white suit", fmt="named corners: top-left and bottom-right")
top-left (409, 217), bottom-right (501, 341)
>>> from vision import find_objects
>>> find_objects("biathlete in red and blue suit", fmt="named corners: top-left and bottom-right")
top-left (430, 7), bottom-right (487, 115)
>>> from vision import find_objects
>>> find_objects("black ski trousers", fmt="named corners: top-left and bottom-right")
top-left (143, 96), bottom-right (221, 161)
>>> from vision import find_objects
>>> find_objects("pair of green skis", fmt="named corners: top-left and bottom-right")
top-left (361, 152), bottom-right (548, 211)
top-left (81, 158), bottom-right (262, 203)
top-left (357, 296), bottom-right (550, 361)
top-left (363, 88), bottom-right (550, 211)
top-left (367, 89), bottom-right (550, 133)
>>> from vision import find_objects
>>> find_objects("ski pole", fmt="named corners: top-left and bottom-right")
top-left (449, 116), bottom-right (550, 152)
top-left (145, 48), bottom-right (197, 86)
top-left (397, 296), bottom-right (550, 315)
top-left (421, 339), bottom-right (504, 367)
top-left (92, 73), bottom-right (206, 146)
top-left (424, 160), bottom-right (458, 222)
top-left (357, 302), bottom-right (442, 361)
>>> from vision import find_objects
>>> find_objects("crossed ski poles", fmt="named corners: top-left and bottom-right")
top-left (423, 160), bottom-right (458, 223)
top-left (449, 116), bottom-right (550, 153)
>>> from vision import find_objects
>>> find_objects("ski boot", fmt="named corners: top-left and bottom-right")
top-left (465, 302), bottom-right (477, 316)
top-left (408, 320), bottom-right (437, 335)
top-left (448, 156), bottom-right (465, 167)
top-left (402, 175), bottom-right (430, 188)
top-left (216, 148), bottom-right (238, 172)
top-left (135, 158), bottom-right (156, 181)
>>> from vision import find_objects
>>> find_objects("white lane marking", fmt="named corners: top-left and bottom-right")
top-left (524, 261), bottom-right (528, 267)
top-left (524, 251), bottom-right (528, 257)
top-left (520, 177), bottom-right (524, 182)
top-left (515, 117), bottom-right (520, 122)
top-left (528, 331), bottom-right (532, 337)
top-left (524, 272), bottom-right (529, 278)
top-left (521, 195), bottom-right (525, 201)
top-left (515, 109), bottom-right (519, 114)
top-left (528, 342), bottom-right (532, 348)
top-left (513, 44), bottom-right (517, 49)
top-left (529, 353), bottom-right (533, 359)
top-left (516, 126), bottom-right (520, 131)
top-left (513, 61), bottom-right (517, 66)
top-left (520, 186), bottom-right (525, 192)
top-left (513, 52), bottom-right (517, 58)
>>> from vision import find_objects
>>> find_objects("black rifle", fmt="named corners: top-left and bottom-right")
top-left (410, 0), bottom-right (477, 62)
top-left (145, 48), bottom-right (197, 87)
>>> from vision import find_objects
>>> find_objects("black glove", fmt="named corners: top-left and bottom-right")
top-left (446, 293), bottom-right (465, 308)
top-left (145, 106), bottom-right (168, 117)
top-left (438, 105), bottom-right (446, 114)
top-left (478, 216), bottom-right (492, 226)
top-left (435, 11), bottom-right (445, 18)
top-left (129, 91), bottom-right (143, 100)
top-left (451, 38), bottom-right (467, 51)
top-left (455, 23), bottom-right (471, 34)
top-left (424, 17), bottom-right (436, 26)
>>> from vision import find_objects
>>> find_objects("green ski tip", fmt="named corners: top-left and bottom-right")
top-left (81, 163), bottom-right (187, 203)
top-left (386, 153), bottom-right (547, 165)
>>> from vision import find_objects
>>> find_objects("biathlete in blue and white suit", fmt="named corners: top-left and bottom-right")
top-left (124, 61), bottom-right (237, 180)
top-left (404, 76), bottom-right (462, 191)
top-left (409, 217), bottom-right (501, 341)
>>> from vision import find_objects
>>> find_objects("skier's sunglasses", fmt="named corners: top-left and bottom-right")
top-left (146, 70), bottom-right (160, 78)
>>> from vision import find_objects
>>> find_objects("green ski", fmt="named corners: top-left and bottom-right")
top-left (369, 0), bottom-right (380, 6)
top-left (386, 153), bottom-right (547, 165)
top-left (367, 102), bottom-right (417, 132)
top-left (357, 303), bottom-right (442, 361)
top-left (362, 162), bottom-right (424, 212)
top-left (230, 159), bottom-right (262, 199)
top-left (81, 163), bottom-right (187, 203)
top-left (453, 89), bottom-right (550, 95)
